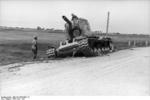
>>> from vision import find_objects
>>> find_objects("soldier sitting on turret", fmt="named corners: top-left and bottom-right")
top-left (71, 14), bottom-right (91, 37)
top-left (63, 14), bottom-right (91, 42)
top-left (71, 14), bottom-right (82, 37)
top-left (71, 14), bottom-right (79, 27)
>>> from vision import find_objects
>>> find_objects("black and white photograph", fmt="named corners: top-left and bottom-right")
top-left (0, 0), bottom-right (150, 96)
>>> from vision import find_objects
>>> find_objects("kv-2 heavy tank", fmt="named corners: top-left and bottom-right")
top-left (46, 14), bottom-right (114, 58)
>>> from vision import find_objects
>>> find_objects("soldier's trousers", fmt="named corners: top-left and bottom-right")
top-left (32, 48), bottom-right (38, 59)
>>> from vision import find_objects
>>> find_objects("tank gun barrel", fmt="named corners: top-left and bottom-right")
top-left (62, 16), bottom-right (72, 27)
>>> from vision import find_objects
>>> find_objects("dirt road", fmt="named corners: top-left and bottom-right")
top-left (0, 47), bottom-right (150, 96)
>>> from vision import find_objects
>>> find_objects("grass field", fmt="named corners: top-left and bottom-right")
top-left (0, 28), bottom-right (150, 65)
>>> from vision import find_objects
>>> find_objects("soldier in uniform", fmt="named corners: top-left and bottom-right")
top-left (32, 36), bottom-right (38, 60)
top-left (71, 14), bottom-right (79, 26)
top-left (63, 14), bottom-right (91, 42)
top-left (71, 14), bottom-right (82, 38)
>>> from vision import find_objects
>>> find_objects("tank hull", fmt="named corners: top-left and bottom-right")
top-left (46, 36), bottom-right (114, 58)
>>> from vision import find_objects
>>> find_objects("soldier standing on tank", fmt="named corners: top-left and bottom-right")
top-left (32, 36), bottom-right (38, 60)
top-left (71, 14), bottom-right (82, 37)
top-left (71, 14), bottom-right (79, 27)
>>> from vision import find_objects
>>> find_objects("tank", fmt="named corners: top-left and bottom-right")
top-left (46, 14), bottom-right (114, 58)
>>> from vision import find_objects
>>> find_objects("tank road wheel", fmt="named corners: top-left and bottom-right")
top-left (85, 48), bottom-right (100, 56)
top-left (80, 46), bottom-right (96, 57)
top-left (95, 44), bottom-right (103, 56)
top-left (97, 48), bottom-right (101, 56)
top-left (93, 48), bottom-right (102, 56)
top-left (93, 48), bottom-right (99, 56)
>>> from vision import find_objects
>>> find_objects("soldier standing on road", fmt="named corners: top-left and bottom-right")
top-left (32, 36), bottom-right (38, 60)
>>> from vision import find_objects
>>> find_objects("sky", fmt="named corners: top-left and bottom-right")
top-left (0, 0), bottom-right (150, 34)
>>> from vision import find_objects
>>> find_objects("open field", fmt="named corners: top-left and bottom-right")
top-left (0, 29), bottom-right (66, 65)
top-left (0, 28), bottom-right (150, 65)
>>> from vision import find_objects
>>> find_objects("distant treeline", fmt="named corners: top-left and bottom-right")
top-left (0, 26), bottom-right (65, 33)
top-left (0, 26), bottom-right (150, 37)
